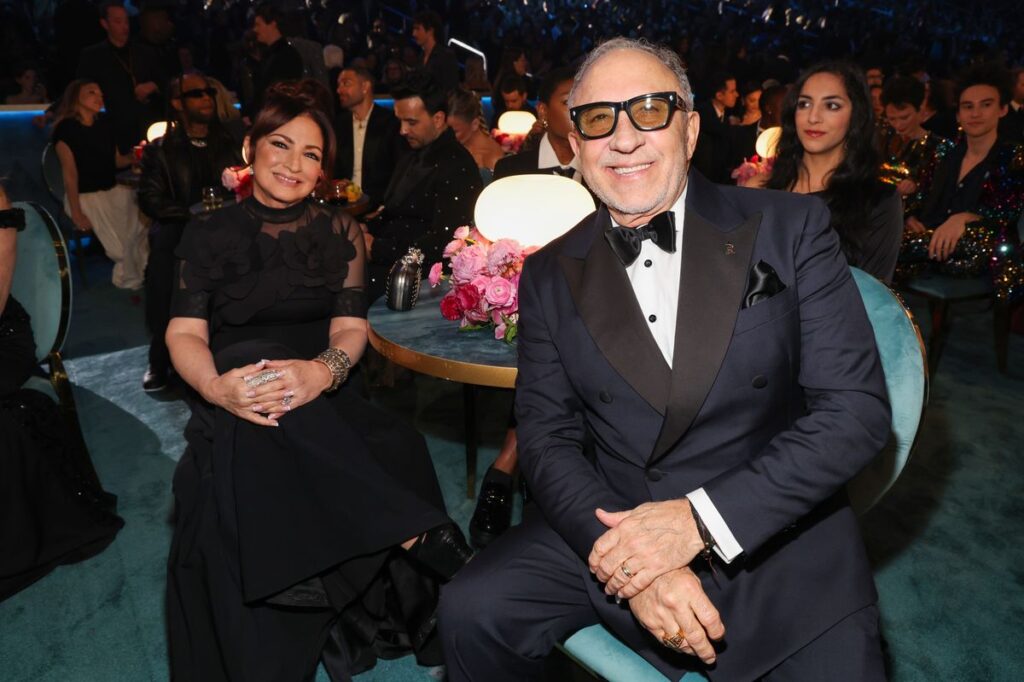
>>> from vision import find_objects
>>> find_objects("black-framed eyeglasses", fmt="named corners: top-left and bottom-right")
top-left (181, 87), bottom-right (217, 100)
top-left (570, 92), bottom-right (686, 140)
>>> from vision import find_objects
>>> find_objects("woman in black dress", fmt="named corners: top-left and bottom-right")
top-left (0, 187), bottom-right (123, 601)
top-left (165, 84), bottom-right (472, 681)
top-left (765, 61), bottom-right (904, 284)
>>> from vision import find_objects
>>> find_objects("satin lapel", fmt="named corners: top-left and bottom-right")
top-left (650, 204), bottom-right (761, 460)
top-left (558, 208), bottom-right (671, 415)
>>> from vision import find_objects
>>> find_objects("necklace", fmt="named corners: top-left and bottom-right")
top-left (189, 138), bottom-right (208, 148)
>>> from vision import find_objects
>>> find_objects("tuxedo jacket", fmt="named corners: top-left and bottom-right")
top-left (515, 171), bottom-right (890, 680)
top-left (333, 106), bottom-right (409, 205)
top-left (492, 145), bottom-right (542, 180)
top-left (691, 101), bottom-right (735, 184)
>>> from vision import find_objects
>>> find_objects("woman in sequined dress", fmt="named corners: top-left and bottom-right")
top-left (899, 64), bottom-right (1024, 303)
top-left (765, 61), bottom-right (904, 283)
top-left (879, 76), bottom-right (955, 218)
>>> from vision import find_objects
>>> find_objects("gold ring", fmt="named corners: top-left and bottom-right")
top-left (662, 632), bottom-right (685, 650)
top-left (620, 564), bottom-right (634, 579)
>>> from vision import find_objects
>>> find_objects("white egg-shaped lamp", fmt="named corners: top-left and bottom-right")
top-left (496, 110), bottom-right (537, 135)
top-left (474, 175), bottom-right (595, 248)
top-left (755, 126), bottom-right (782, 159)
top-left (146, 121), bottom-right (169, 142)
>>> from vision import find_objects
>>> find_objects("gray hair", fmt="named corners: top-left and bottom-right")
top-left (568, 38), bottom-right (694, 111)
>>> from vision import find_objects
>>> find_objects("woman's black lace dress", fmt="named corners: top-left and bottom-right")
top-left (166, 197), bottom-right (451, 681)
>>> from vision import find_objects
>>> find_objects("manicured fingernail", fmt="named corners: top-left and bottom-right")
top-left (251, 404), bottom-right (262, 412)
top-left (284, 405), bottom-right (291, 411)
top-left (259, 359), bottom-right (267, 364)
top-left (614, 597), bottom-right (622, 605)
top-left (284, 391), bottom-right (294, 397)
top-left (246, 390), bottom-right (255, 397)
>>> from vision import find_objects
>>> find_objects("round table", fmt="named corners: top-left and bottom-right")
top-left (368, 283), bottom-right (517, 497)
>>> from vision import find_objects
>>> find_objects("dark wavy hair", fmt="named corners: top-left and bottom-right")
top-left (247, 80), bottom-right (336, 178)
top-left (766, 61), bottom-right (883, 264)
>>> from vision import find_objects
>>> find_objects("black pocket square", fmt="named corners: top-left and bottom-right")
top-left (744, 260), bottom-right (787, 308)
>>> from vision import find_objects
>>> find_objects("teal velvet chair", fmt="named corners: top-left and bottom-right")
top-left (560, 267), bottom-right (927, 681)
top-left (900, 214), bottom-right (1024, 375)
top-left (41, 142), bottom-right (89, 286)
top-left (11, 201), bottom-right (103, 493)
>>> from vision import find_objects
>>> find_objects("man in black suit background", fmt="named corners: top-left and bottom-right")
top-left (411, 11), bottom-right (460, 96)
top-left (440, 38), bottom-right (890, 681)
top-left (78, 0), bottom-right (164, 153)
top-left (250, 3), bottom-right (303, 115)
top-left (691, 71), bottom-right (739, 183)
top-left (363, 75), bottom-right (481, 301)
top-left (334, 66), bottom-right (408, 205)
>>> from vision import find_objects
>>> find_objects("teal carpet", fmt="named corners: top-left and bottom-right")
top-left (0, 279), bottom-right (1022, 679)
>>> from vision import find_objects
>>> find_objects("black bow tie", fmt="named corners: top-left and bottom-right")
top-left (547, 166), bottom-right (575, 179)
top-left (604, 212), bottom-right (677, 266)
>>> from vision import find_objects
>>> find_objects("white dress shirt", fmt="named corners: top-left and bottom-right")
top-left (616, 183), bottom-right (744, 564)
top-left (536, 132), bottom-right (581, 182)
top-left (351, 104), bottom-right (372, 188)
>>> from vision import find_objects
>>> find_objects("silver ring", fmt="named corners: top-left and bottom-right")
top-left (281, 395), bottom-right (293, 407)
top-left (620, 564), bottom-right (634, 579)
top-left (245, 369), bottom-right (283, 388)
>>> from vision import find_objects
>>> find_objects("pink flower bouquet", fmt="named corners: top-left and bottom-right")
top-left (731, 154), bottom-right (775, 187)
top-left (221, 165), bottom-right (253, 200)
top-left (429, 226), bottom-right (532, 343)
top-left (490, 129), bottom-right (527, 154)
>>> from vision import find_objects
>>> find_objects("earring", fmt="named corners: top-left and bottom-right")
top-left (542, 118), bottom-right (549, 129)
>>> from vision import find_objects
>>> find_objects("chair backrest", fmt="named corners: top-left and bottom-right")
top-left (10, 201), bottom-right (72, 364)
top-left (41, 142), bottom-right (65, 202)
top-left (847, 267), bottom-right (928, 513)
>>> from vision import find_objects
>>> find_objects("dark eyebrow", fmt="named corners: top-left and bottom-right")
top-left (269, 132), bottom-right (322, 153)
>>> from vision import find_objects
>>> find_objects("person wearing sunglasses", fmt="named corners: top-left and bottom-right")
top-left (137, 72), bottom-right (243, 392)
top-left (440, 38), bottom-right (889, 682)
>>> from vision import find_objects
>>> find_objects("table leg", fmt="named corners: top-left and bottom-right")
top-left (463, 384), bottom-right (478, 499)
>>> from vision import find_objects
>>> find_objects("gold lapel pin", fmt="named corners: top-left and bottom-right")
top-left (725, 242), bottom-right (736, 255)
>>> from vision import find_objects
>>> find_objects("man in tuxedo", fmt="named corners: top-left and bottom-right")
top-left (363, 74), bottom-right (481, 301)
top-left (334, 66), bottom-right (408, 204)
top-left (691, 72), bottom-right (738, 183)
top-left (411, 10), bottom-right (460, 95)
top-left (439, 38), bottom-right (890, 681)
top-left (250, 3), bottom-right (303, 115)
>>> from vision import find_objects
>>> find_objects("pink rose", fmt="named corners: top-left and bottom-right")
top-left (453, 225), bottom-right (471, 240)
top-left (468, 227), bottom-right (491, 246)
top-left (221, 167), bottom-right (240, 190)
top-left (440, 291), bottom-right (463, 320)
top-left (494, 323), bottom-right (507, 340)
top-left (428, 262), bottom-right (444, 287)
top-left (443, 239), bottom-right (465, 258)
top-left (487, 239), bottom-right (525, 276)
top-left (484, 276), bottom-right (516, 308)
top-left (451, 244), bottom-right (488, 284)
top-left (470, 275), bottom-right (491, 295)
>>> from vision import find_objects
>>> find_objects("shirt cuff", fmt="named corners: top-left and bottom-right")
top-left (686, 488), bottom-right (744, 564)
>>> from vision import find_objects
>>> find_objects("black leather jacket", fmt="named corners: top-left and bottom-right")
top-left (138, 124), bottom-right (242, 224)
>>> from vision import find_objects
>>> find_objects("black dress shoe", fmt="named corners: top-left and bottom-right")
top-left (408, 522), bottom-right (474, 581)
top-left (142, 365), bottom-right (168, 392)
top-left (470, 474), bottom-right (514, 549)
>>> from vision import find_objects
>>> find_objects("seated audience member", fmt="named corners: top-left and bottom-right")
top-left (692, 71), bottom-right (739, 183)
top-left (920, 77), bottom-right (959, 140)
top-left (5, 63), bottom-right (48, 105)
top-left (462, 55), bottom-right (491, 94)
top-left (333, 65), bottom-right (408, 203)
top-left (998, 67), bottom-right (1024, 144)
top-left (900, 63), bottom-right (1024, 301)
top-left (250, 2), bottom-right (304, 115)
top-left (765, 61), bottom-right (903, 283)
top-left (164, 83), bottom-right (472, 680)
top-left (0, 184), bottom-right (123, 603)
top-left (731, 81), bottom-right (762, 126)
top-left (489, 75), bottom-right (537, 129)
top-left (364, 75), bottom-right (482, 301)
top-left (411, 11), bottom-right (459, 95)
top-left (447, 88), bottom-right (506, 179)
top-left (52, 79), bottom-right (149, 289)
top-left (728, 82), bottom-right (780, 169)
top-left (137, 73), bottom-right (243, 392)
top-left (471, 67), bottom-right (581, 549)
top-left (880, 76), bottom-right (955, 217)
top-left (494, 67), bottom-right (579, 181)
top-left (379, 58), bottom-right (408, 95)
top-left (489, 46), bottom-right (533, 127)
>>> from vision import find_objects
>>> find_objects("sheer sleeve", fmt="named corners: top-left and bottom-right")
top-left (331, 210), bottom-right (368, 319)
top-left (170, 218), bottom-right (213, 320)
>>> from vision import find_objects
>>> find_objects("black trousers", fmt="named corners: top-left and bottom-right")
top-left (145, 220), bottom-right (185, 373)
top-left (438, 516), bottom-right (885, 682)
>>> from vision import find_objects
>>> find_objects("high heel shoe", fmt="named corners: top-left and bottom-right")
top-left (407, 522), bottom-right (474, 581)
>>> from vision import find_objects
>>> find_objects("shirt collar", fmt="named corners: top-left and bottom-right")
top-left (609, 181), bottom-right (688, 250)
top-left (537, 132), bottom-right (578, 171)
